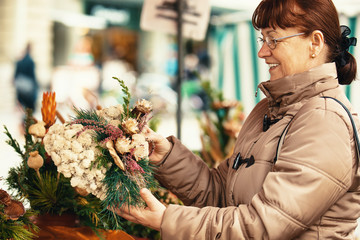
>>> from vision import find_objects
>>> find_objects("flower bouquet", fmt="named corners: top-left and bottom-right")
top-left (4, 77), bottom-right (158, 231)
top-left (42, 77), bottom-right (158, 227)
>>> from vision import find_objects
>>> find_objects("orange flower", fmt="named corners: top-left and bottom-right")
top-left (41, 92), bottom-right (56, 128)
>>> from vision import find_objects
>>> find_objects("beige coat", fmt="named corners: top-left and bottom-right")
top-left (154, 63), bottom-right (360, 239)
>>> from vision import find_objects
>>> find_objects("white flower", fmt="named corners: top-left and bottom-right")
top-left (97, 104), bottom-right (123, 121)
top-left (131, 134), bottom-right (146, 145)
top-left (122, 118), bottom-right (139, 135)
top-left (109, 120), bottom-right (121, 128)
top-left (115, 136), bottom-right (132, 154)
top-left (77, 130), bottom-right (94, 147)
top-left (90, 183), bottom-right (97, 191)
top-left (131, 133), bottom-right (149, 161)
top-left (74, 166), bottom-right (84, 176)
top-left (82, 159), bottom-right (91, 169)
top-left (71, 141), bottom-right (83, 153)
top-left (64, 129), bottom-right (78, 140)
top-left (52, 138), bottom-right (65, 152)
top-left (134, 99), bottom-right (152, 114)
top-left (51, 152), bottom-right (61, 165)
top-left (133, 144), bottom-right (149, 161)
top-left (71, 177), bottom-right (81, 187)
top-left (43, 113), bottom-right (119, 203)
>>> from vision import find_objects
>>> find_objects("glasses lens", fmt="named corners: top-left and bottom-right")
top-left (266, 37), bottom-right (276, 49)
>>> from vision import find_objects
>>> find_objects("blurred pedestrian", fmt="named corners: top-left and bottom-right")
top-left (13, 43), bottom-right (39, 111)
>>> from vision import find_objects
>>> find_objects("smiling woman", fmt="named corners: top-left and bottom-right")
top-left (112, 0), bottom-right (360, 239)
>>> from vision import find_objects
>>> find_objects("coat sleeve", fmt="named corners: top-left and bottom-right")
top-left (159, 107), bottom-right (355, 239)
top-left (154, 136), bottom-right (229, 207)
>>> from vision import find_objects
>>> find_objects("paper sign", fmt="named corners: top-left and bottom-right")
top-left (140, 0), bottom-right (211, 41)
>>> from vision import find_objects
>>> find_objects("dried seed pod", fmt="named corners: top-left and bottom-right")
top-left (29, 121), bottom-right (46, 138)
top-left (27, 151), bottom-right (44, 170)
top-left (28, 151), bottom-right (44, 181)
top-left (4, 200), bottom-right (25, 220)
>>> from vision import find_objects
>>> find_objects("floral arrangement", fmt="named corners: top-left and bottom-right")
top-left (5, 93), bottom-right (114, 232)
top-left (0, 185), bottom-right (38, 240)
top-left (4, 78), bottom-right (158, 231)
top-left (42, 77), bottom-right (158, 227)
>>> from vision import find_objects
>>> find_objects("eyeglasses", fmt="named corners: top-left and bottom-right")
top-left (257, 32), bottom-right (305, 50)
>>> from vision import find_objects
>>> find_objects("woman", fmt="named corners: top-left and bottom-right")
top-left (115, 0), bottom-right (360, 239)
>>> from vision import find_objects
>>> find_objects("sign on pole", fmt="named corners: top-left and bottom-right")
top-left (140, 0), bottom-right (211, 41)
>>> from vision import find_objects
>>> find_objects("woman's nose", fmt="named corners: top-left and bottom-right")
top-left (258, 43), bottom-right (271, 58)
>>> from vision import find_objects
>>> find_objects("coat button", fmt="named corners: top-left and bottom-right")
top-left (215, 232), bottom-right (222, 239)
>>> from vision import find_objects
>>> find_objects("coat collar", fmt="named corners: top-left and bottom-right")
top-left (258, 63), bottom-right (339, 118)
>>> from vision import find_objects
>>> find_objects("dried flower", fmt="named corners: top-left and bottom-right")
top-left (4, 200), bottom-right (26, 220)
top-left (126, 160), bottom-right (144, 173)
top-left (29, 121), bottom-right (46, 138)
top-left (27, 151), bottom-right (44, 170)
top-left (96, 104), bottom-right (123, 122)
top-left (115, 136), bottom-right (132, 154)
top-left (0, 189), bottom-right (11, 205)
top-left (106, 140), bottom-right (125, 171)
top-left (133, 99), bottom-right (152, 114)
top-left (41, 92), bottom-right (57, 128)
top-left (121, 118), bottom-right (139, 135)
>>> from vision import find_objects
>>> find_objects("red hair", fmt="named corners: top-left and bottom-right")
top-left (252, 0), bottom-right (356, 84)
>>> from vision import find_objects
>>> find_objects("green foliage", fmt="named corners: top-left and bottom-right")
top-left (113, 77), bottom-right (131, 117)
top-left (201, 80), bottom-right (224, 105)
top-left (27, 171), bottom-right (73, 215)
top-left (72, 107), bottom-right (105, 123)
top-left (0, 204), bottom-right (39, 240)
top-left (3, 125), bottom-right (24, 159)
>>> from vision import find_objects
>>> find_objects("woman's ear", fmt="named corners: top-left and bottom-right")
top-left (310, 30), bottom-right (325, 58)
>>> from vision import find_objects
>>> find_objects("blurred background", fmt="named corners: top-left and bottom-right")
top-left (1, 0), bottom-right (360, 228)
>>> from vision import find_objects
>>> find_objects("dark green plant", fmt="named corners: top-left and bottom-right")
top-left (0, 204), bottom-right (39, 240)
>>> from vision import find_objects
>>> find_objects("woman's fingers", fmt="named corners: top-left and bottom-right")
top-left (109, 189), bottom-right (165, 231)
top-left (140, 188), bottom-right (163, 210)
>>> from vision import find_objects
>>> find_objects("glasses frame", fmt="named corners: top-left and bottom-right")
top-left (257, 32), bottom-right (305, 50)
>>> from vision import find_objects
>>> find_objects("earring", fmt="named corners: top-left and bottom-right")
top-left (311, 53), bottom-right (316, 58)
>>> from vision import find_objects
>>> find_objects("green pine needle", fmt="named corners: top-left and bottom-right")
top-left (112, 77), bottom-right (131, 117)
top-left (3, 125), bottom-right (24, 160)
top-left (0, 204), bottom-right (39, 240)
top-left (72, 107), bottom-right (104, 123)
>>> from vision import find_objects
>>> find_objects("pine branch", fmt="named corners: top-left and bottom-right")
top-left (112, 77), bottom-right (131, 117)
top-left (0, 204), bottom-right (38, 240)
top-left (3, 126), bottom-right (24, 160)
top-left (92, 146), bottom-right (111, 170)
top-left (72, 107), bottom-right (104, 123)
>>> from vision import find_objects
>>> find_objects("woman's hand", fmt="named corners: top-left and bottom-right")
top-left (112, 188), bottom-right (166, 231)
top-left (143, 126), bottom-right (172, 164)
